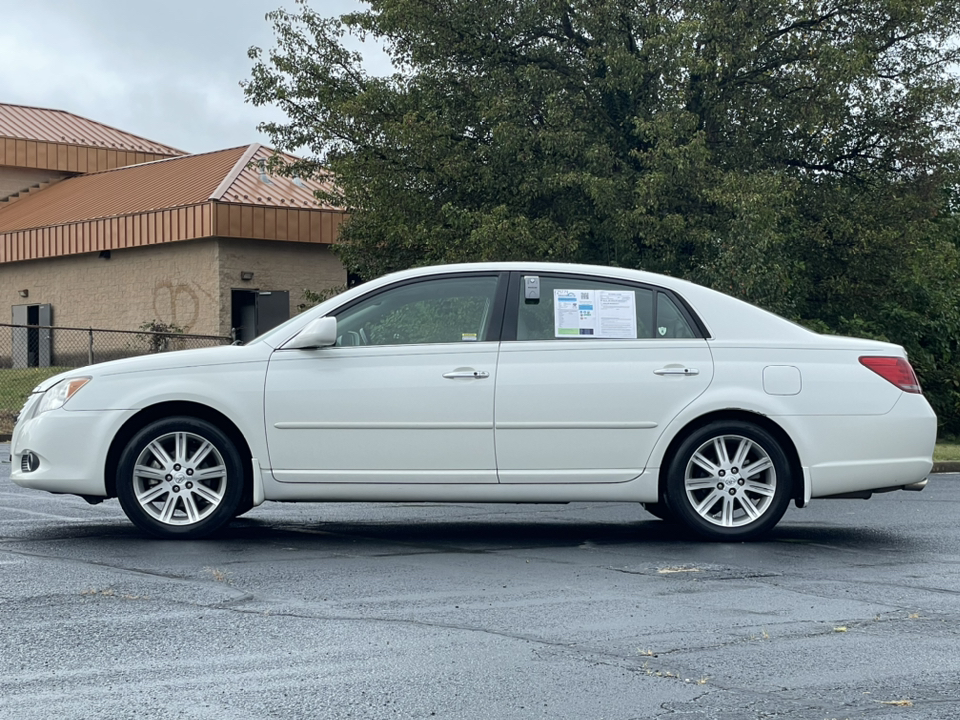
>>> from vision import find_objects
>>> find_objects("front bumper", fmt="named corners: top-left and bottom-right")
top-left (11, 403), bottom-right (133, 497)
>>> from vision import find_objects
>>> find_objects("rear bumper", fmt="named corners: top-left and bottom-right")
top-left (781, 393), bottom-right (936, 499)
top-left (818, 477), bottom-right (927, 500)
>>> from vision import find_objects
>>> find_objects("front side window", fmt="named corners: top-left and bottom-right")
top-left (333, 276), bottom-right (500, 347)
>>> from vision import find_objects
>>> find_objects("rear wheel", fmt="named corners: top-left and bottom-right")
top-left (116, 417), bottom-right (245, 539)
top-left (233, 500), bottom-right (255, 519)
top-left (666, 421), bottom-right (792, 541)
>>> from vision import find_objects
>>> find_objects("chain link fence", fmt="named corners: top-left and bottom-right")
top-left (0, 323), bottom-right (232, 436)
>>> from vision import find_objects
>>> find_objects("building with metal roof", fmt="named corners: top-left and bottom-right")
top-left (0, 103), bottom-right (346, 348)
top-left (0, 103), bottom-right (183, 156)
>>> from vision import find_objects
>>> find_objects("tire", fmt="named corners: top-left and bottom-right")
top-left (641, 502), bottom-right (677, 523)
top-left (665, 421), bottom-right (792, 541)
top-left (116, 416), bottom-right (245, 539)
top-left (232, 500), bottom-right (255, 519)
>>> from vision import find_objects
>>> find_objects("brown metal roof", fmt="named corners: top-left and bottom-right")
top-left (0, 144), bottom-right (345, 264)
top-left (0, 103), bottom-right (183, 156)
top-left (213, 145), bottom-right (337, 210)
top-left (0, 146), bottom-right (250, 232)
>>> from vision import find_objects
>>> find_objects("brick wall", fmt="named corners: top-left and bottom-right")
top-left (0, 239), bottom-right (221, 334)
top-left (216, 238), bottom-right (346, 335)
top-left (0, 237), bottom-right (347, 354)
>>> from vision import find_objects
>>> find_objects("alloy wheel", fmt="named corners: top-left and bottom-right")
top-left (130, 431), bottom-right (228, 526)
top-left (683, 434), bottom-right (777, 528)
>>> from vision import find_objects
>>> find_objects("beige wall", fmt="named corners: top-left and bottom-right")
top-left (0, 166), bottom-right (69, 200)
top-left (1, 237), bottom-right (346, 341)
top-left (0, 239), bottom-right (222, 334)
top-left (216, 238), bottom-right (345, 335)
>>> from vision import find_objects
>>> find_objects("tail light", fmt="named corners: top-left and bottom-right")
top-left (859, 356), bottom-right (921, 393)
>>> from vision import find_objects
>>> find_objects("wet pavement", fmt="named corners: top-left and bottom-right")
top-left (2, 443), bottom-right (959, 719)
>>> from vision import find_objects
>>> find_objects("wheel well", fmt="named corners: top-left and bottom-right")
top-left (104, 402), bottom-right (254, 503)
top-left (657, 410), bottom-right (803, 505)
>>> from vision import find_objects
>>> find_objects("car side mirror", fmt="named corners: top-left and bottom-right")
top-left (284, 316), bottom-right (338, 349)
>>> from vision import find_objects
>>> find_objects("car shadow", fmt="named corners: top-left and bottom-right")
top-left (5, 513), bottom-right (920, 554)
top-left (214, 515), bottom-right (919, 553)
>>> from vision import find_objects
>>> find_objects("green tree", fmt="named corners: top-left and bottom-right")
top-left (245, 0), bottom-right (960, 430)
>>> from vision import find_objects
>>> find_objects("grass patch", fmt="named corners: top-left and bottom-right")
top-left (0, 367), bottom-right (71, 434)
top-left (934, 442), bottom-right (960, 463)
top-left (0, 367), bottom-right (69, 412)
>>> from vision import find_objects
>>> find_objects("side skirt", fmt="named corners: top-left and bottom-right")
top-left (260, 470), bottom-right (660, 504)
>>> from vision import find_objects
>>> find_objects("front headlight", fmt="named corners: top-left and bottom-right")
top-left (35, 377), bottom-right (91, 415)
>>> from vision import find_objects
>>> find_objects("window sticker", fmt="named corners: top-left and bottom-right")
top-left (554, 289), bottom-right (637, 339)
top-left (461, 332), bottom-right (478, 342)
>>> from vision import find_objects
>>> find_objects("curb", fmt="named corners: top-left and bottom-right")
top-left (933, 462), bottom-right (960, 474)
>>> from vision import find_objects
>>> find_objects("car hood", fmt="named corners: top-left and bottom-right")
top-left (31, 344), bottom-right (269, 392)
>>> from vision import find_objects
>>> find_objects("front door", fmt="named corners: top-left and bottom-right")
top-left (264, 273), bottom-right (505, 483)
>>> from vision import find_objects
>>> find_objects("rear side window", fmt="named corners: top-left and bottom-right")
top-left (656, 293), bottom-right (696, 338)
top-left (516, 276), bottom-right (655, 340)
top-left (514, 275), bottom-right (700, 341)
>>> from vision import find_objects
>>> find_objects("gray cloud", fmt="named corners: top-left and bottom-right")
top-left (0, 0), bottom-right (388, 154)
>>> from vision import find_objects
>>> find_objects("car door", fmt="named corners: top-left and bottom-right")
top-left (264, 273), bottom-right (506, 483)
top-left (495, 272), bottom-right (714, 483)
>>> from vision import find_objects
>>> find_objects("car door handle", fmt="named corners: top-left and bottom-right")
top-left (654, 367), bottom-right (700, 376)
top-left (442, 369), bottom-right (490, 379)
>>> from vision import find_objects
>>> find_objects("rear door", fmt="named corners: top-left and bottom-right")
top-left (494, 272), bottom-right (714, 483)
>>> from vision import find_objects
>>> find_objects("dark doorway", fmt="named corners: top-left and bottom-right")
top-left (231, 290), bottom-right (290, 343)
top-left (11, 303), bottom-right (52, 368)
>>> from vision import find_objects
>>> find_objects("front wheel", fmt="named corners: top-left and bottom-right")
top-left (116, 417), bottom-right (245, 539)
top-left (665, 421), bottom-right (793, 541)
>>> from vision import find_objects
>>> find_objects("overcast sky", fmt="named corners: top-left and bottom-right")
top-left (0, 0), bottom-right (389, 155)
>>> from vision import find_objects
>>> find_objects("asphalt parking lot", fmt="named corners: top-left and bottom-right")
top-left (2, 444), bottom-right (959, 720)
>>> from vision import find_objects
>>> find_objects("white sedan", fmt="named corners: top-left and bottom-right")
top-left (10, 262), bottom-right (936, 541)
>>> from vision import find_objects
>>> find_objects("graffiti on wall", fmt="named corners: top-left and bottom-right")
top-left (152, 280), bottom-right (215, 333)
